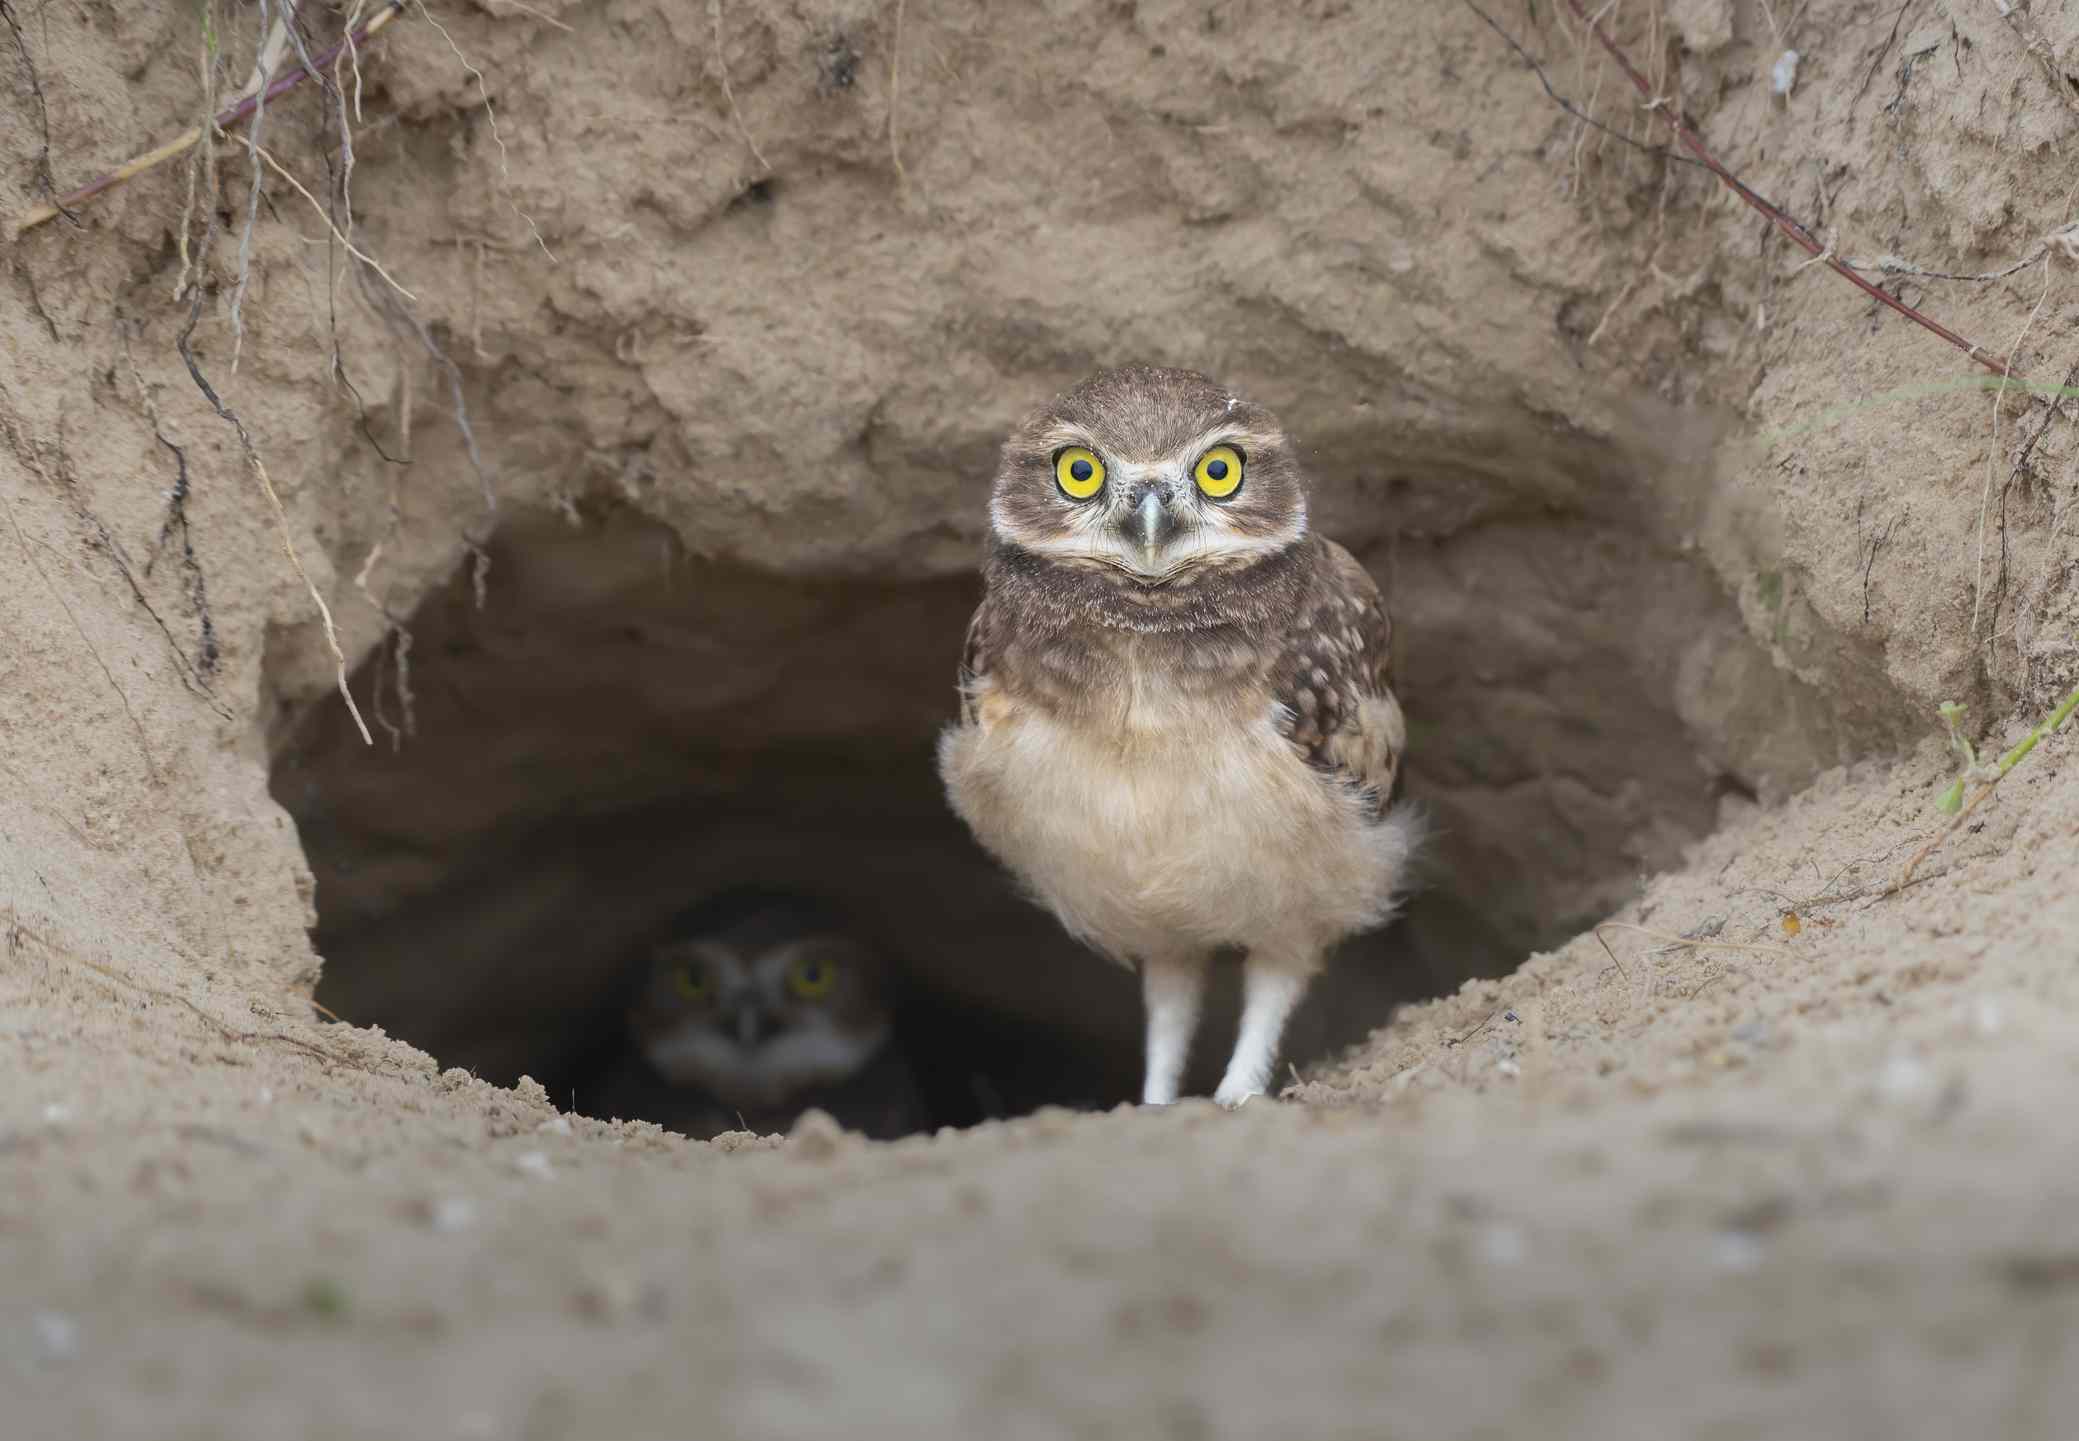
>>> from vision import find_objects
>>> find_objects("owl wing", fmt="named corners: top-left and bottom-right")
top-left (1274, 538), bottom-right (1406, 814)
top-left (955, 591), bottom-right (1002, 726)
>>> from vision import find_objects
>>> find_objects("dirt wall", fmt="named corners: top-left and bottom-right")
top-left (16, 0), bottom-right (2040, 1058)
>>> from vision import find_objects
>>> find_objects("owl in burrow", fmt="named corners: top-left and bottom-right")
top-left (938, 365), bottom-right (1419, 1108)
top-left (603, 892), bottom-right (927, 1141)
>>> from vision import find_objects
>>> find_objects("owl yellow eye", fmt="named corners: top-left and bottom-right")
top-left (1193, 444), bottom-right (1244, 499)
top-left (786, 952), bottom-right (839, 1001)
top-left (672, 966), bottom-right (709, 1002)
top-left (1054, 446), bottom-right (1106, 501)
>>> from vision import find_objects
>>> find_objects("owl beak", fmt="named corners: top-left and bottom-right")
top-left (734, 1004), bottom-right (766, 1047)
top-left (1124, 486), bottom-right (1177, 566)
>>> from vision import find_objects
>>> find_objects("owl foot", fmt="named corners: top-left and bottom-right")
top-left (1213, 962), bottom-right (1307, 1111)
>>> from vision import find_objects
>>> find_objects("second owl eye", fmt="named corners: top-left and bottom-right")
top-left (673, 966), bottom-right (710, 1002)
top-left (1193, 444), bottom-right (1244, 499)
top-left (1054, 446), bottom-right (1106, 501)
top-left (786, 953), bottom-right (839, 1000)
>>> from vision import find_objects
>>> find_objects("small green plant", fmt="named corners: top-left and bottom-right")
top-left (301, 1276), bottom-right (349, 1320)
top-left (1901, 680), bottom-right (2079, 889)
top-left (1935, 701), bottom-right (1981, 813)
top-left (1933, 689), bottom-right (2079, 815)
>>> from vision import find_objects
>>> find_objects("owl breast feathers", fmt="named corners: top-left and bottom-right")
top-left (938, 365), bottom-right (1420, 1108)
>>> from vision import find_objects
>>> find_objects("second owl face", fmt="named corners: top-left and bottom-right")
top-left (990, 366), bottom-right (1309, 583)
top-left (629, 929), bottom-right (892, 1112)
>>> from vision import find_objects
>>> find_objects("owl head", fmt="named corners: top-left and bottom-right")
top-left (988, 365), bottom-right (1308, 584)
top-left (627, 892), bottom-right (894, 1112)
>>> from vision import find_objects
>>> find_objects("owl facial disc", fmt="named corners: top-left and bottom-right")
top-left (989, 367), bottom-right (1301, 587)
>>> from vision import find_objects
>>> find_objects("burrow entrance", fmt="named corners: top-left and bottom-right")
top-left (270, 410), bottom-right (1833, 1138)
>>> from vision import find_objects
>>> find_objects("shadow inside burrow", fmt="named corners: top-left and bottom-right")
top-left (267, 393), bottom-right (1792, 1138)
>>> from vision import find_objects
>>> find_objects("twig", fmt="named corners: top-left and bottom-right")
top-left (485, 0), bottom-right (573, 31)
top-left (251, 141), bottom-right (417, 301)
top-left (1, 0), bottom-right (73, 222)
top-left (174, 196), bottom-right (373, 747)
top-left (1460, 2), bottom-right (1705, 172)
top-left (121, 325), bottom-right (227, 694)
top-left (711, 0), bottom-right (771, 175)
top-left (231, 0), bottom-right (284, 374)
top-left (888, 0), bottom-right (908, 187)
top-left (12, 2), bottom-right (406, 235)
top-left (1445, 1008), bottom-right (1501, 1047)
top-left (4, 495), bottom-right (165, 786)
top-left (342, 0), bottom-right (370, 121)
top-left (1554, 0), bottom-right (2016, 378)
top-left (5, 909), bottom-right (355, 1067)
top-left (1988, 0), bottom-right (2079, 120)
top-left (1592, 926), bottom-right (1630, 982)
top-left (1859, 501), bottom-right (1899, 626)
top-left (412, 0), bottom-right (557, 261)
top-left (1594, 922), bottom-right (1788, 957)
top-left (1847, 237), bottom-right (2066, 286)
top-left (1856, 0), bottom-right (1918, 104)
top-left (283, 0), bottom-right (367, 398)
top-left (1467, 1), bottom-right (2059, 294)
top-left (175, 7), bottom-right (219, 302)
top-left (355, 270), bottom-right (497, 521)
top-left (2, 488), bottom-right (228, 955)
top-left (1973, 256), bottom-right (2055, 643)
top-left (1896, 679), bottom-right (2079, 891)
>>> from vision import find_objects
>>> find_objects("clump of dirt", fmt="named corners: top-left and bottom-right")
top-left (5, 0), bottom-right (2079, 1434)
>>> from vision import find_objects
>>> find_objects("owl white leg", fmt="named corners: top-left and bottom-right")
top-left (1213, 962), bottom-right (1310, 1108)
top-left (1140, 954), bottom-right (1208, 1106)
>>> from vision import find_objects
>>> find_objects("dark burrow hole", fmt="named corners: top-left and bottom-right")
top-left (271, 413), bottom-right (1800, 1139)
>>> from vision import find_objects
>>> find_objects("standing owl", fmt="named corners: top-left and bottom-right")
top-left (588, 892), bottom-right (927, 1140)
top-left (938, 366), bottom-right (1419, 1108)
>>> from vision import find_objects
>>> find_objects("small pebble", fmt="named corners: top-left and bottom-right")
top-left (33, 1311), bottom-right (78, 1362)
top-left (788, 1109), bottom-right (845, 1161)
top-left (1477, 1224), bottom-right (1527, 1266)
top-left (1878, 1054), bottom-right (1936, 1105)
top-left (1713, 1230), bottom-right (1766, 1272)
top-left (1771, 50), bottom-right (1800, 95)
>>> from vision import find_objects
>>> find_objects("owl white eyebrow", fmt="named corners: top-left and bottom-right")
top-left (1179, 424), bottom-right (1277, 460)
top-left (1032, 423), bottom-right (1104, 457)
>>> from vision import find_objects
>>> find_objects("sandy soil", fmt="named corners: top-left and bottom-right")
top-left (5, 1), bottom-right (2079, 1435)
top-left (9, 732), bottom-right (2079, 1437)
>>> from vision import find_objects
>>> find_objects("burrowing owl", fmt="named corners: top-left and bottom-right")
top-left (591, 891), bottom-right (926, 1140)
top-left (938, 366), bottom-right (1419, 1108)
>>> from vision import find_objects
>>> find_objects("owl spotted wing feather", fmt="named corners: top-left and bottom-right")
top-left (1275, 538), bottom-right (1405, 813)
top-left (956, 591), bottom-right (1001, 725)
